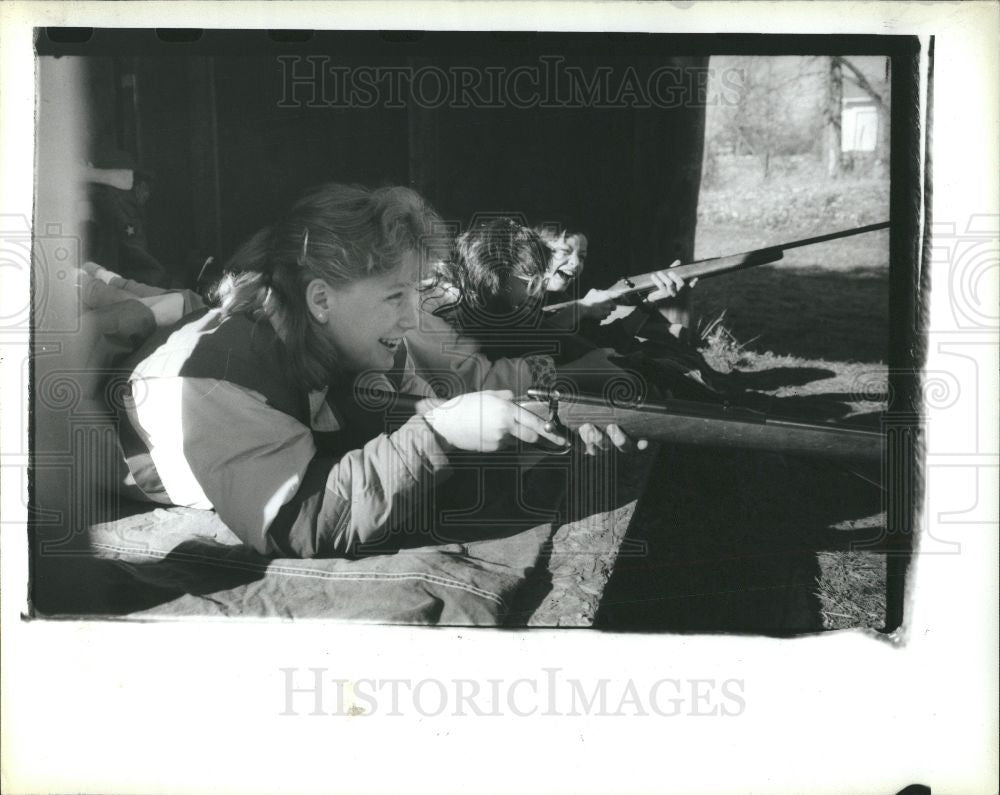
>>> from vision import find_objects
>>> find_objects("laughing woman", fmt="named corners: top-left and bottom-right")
top-left (116, 184), bottom-right (565, 559)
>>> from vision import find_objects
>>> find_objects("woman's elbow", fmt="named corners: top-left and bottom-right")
top-left (269, 507), bottom-right (394, 559)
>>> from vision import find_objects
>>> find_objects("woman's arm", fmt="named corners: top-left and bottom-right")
top-left (404, 312), bottom-right (545, 396)
top-left (265, 414), bottom-right (453, 558)
top-left (130, 377), bottom-right (452, 558)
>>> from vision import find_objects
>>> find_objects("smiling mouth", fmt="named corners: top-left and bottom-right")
top-left (378, 337), bottom-right (403, 351)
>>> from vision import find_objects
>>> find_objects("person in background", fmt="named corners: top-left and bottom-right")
top-left (426, 219), bottom-right (595, 361)
top-left (536, 223), bottom-right (693, 335)
top-left (408, 217), bottom-right (649, 454)
top-left (537, 227), bottom-right (614, 322)
top-left (535, 223), bottom-right (733, 398)
top-left (402, 218), bottom-right (561, 399)
top-left (413, 218), bottom-right (616, 383)
top-left (79, 261), bottom-right (204, 328)
top-left (87, 152), bottom-right (169, 287)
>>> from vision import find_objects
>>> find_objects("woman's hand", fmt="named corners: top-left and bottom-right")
top-left (423, 390), bottom-right (568, 452)
top-left (576, 423), bottom-right (649, 456)
top-left (425, 388), bottom-right (649, 457)
top-left (578, 288), bottom-right (616, 321)
top-left (644, 261), bottom-right (698, 305)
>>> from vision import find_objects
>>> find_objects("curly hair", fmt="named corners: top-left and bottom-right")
top-left (432, 217), bottom-right (549, 335)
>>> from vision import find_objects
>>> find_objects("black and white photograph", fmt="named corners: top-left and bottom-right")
top-left (2, 3), bottom-right (997, 794)
top-left (28, 32), bottom-right (912, 629)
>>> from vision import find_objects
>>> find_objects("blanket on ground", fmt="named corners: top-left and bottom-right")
top-left (86, 465), bottom-right (567, 625)
top-left (88, 507), bottom-right (553, 624)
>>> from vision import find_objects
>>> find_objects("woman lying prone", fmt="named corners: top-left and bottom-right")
top-left (117, 184), bottom-right (568, 559)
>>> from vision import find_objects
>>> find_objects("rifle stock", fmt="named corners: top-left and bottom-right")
top-left (353, 387), bottom-right (884, 465)
top-left (523, 388), bottom-right (883, 465)
top-left (541, 248), bottom-right (784, 314)
top-left (542, 221), bottom-right (890, 314)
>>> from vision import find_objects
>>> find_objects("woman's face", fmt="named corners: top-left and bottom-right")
top-left (545, 232), bottom-right (588, 293)
top-left (320, 252), bottom-right (421, 373)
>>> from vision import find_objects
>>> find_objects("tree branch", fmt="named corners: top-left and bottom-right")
top-left (834, 56), bottom-right (884, 106)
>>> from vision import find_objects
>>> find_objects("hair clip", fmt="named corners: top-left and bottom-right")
top-left (299, 228), bottom-right (310, 265)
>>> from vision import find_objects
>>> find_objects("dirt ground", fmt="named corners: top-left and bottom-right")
top-left (607, 156), bottom-right (894, 632)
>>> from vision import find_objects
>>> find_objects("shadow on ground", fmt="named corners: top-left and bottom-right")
top-left (695, 267), bottom-right (889, 363)
top-left (731, 366), bottom-right (836, 391)
top-left (595, 444), bottom-right (884, 635)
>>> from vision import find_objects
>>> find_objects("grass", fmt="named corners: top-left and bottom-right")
top-left (694, 267), bottom-right (889, 362)
top-left (698, 154), bottom-right (890, 239)
top-left (697, 325), bottom-right (888, 631)
top-left (694, 156), bottom-right (890, 364)
top-left (676, 156), bottom-right (892, 631)
top-left (816, 551), bottom-right (888, 630)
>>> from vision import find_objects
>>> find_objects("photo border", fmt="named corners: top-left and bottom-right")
top-left (2, 3), bottom-right (997, 794)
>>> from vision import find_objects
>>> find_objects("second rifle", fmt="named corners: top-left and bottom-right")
top-left (542, 221), bottom-right (890, 314)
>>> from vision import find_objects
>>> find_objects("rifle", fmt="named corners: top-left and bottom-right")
top-left (354, 387), bottom-right (884, 466)
top-left (542, 221), bottom-right (890, 314)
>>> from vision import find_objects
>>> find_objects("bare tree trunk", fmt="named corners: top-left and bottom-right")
top-left (702, 144), bottom-right (717, 188)
top-left (836, 55), bottom-right (891, 172)
top-left (824, 56), bottom-right (844, 178)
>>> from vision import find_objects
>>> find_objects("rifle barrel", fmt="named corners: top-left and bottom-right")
top-left (775, 221), bottom-right (890, 251)
top-left (542, 220), bottom-right (890, 314)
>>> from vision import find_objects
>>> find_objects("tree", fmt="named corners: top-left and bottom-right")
top-left (822, 56), bottom-right (892, 178)
top-left (834, 55), bottom-right (891, 172)
top-left (702, 55), bottom-right (888, 182)
top-left (713, 57), bottom-right (788, 178)
top-left (823, 56), bottom-right (844, 178)
top-left (706, 56), bottom-right (826, 179)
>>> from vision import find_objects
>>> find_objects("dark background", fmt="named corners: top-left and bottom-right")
top-left (78, 41), bottom-right (710, 293)
top-left (61, 30), bottom-right (918, 307)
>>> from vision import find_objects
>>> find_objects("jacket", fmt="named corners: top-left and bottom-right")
top-left (118, 308), bottom-right (450, 558)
